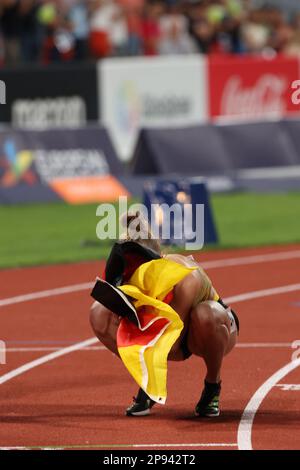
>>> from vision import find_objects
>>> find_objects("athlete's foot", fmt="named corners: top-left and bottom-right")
top-left (195, 380), bottom-right (221, 417)
top-left (126, 388), bottom-right (155, 417)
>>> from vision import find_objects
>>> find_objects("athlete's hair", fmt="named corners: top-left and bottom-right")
top-left (120, 210), bottom-right (161, 254)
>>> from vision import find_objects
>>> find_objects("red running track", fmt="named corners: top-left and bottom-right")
top-left (0, 244), bottom-right (300, 450)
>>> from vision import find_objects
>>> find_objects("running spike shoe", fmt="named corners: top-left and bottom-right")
top-left (126, 388), bottom-right (155, 417)
top-left (195, 380), bottom-right (221, 417)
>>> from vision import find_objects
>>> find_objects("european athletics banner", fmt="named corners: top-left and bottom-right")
top-left (0, 126), bottom-right (129, 205)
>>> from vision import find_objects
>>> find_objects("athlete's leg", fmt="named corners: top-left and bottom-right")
top-left (187, 300), bottom-right (237, 382)
top-left (89, 301), bottom-right (121, 357)
top-left (185, 300), bottom-right (237, 416)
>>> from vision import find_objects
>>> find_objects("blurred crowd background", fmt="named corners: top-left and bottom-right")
top-left (0, 0), bottom-right (300, 66)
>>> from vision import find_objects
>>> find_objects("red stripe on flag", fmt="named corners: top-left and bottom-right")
top-left (117, 313), bottom-right (169, 347)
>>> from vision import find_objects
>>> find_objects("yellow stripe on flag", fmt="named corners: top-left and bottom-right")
top-left (117, 258), bottom-right (196, 403)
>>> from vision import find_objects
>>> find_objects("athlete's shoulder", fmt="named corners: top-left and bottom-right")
top-left (164, 253), bottom-right (198, 268)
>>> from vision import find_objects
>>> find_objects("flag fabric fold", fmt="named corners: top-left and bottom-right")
top-left (117, 258), bottom-right (196, 404)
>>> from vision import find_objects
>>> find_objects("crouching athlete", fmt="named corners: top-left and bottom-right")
top-left (89, 214), bottom-right (239, 417)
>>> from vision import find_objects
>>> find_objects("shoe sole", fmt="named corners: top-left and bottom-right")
top-left (194, 410), bottom-right (220, 418)
top-left (126, 409), bottom-right (151, 417)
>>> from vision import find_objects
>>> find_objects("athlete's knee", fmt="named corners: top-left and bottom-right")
top-left (89, 301), bottom-right (111, 336)
top-left (191, 301), bottom-right (221, 334)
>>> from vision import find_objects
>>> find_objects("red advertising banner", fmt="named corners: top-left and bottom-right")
top-left (208, 55), bottom-right (300, 119)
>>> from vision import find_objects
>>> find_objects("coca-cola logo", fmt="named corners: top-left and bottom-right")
top-left (221, 75), bottom-right (287, 117)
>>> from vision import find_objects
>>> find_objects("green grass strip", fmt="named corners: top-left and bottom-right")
top-left (0, 192), bottom-right (299, 269)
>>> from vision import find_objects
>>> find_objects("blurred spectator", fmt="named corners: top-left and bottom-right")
top-left (38, 2), bottom-right (75, 63)
top-left (187, 1), bottom-right (216, 54)
top-left (141, 0), bottom-right (163, 55)
top-left (283, 13), bottom-right (300, 57)
top-left (19, 0), bottom-right (40, 62)
top-left (89, 0), bottom-right (128, 57)
top-left (68, 1), bottom-right (89, 60)
top-left (159, 3), bottom-right (197, 54)
top-left (0, 0), bottom-right (20, 66)
top-left (0, 0), bottom-right (300, 65)
top-left (241, 8), bottom-right (270, 53)
top-left (221, 0), bottom-right (245, 53)
top-left (119, 0), bottom-right (144, 55)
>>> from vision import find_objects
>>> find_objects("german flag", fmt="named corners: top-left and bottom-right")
top-left (118, 258), bottom-right (196, 404)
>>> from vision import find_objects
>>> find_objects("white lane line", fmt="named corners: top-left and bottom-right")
top-left (1, 281), bottom-right (299, 311)
top-left (1, 249), bottom-right (300, 309)
top-left (1, 283), bottom-right (300, 388)
top-left (0, 443), bottom-right (237, 450)
top-left (0, 343), bottom-right (294, 353)
top-left (201, 249), bottom-right (300, 269)
top-left (1, 346), bottom-right (107, 352)
top-left (224, 283), bottom-right (300, 304)
top-left (236, 343), bottom-right (293, 348)
top-left (237, 357), bottom-right (300, 450)
top-left (0, 283), bottom-right (93, 308)
top-left (1, 278), bottom-right (300, 452)
top-left (0, 338), bottom-right (98, 385)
